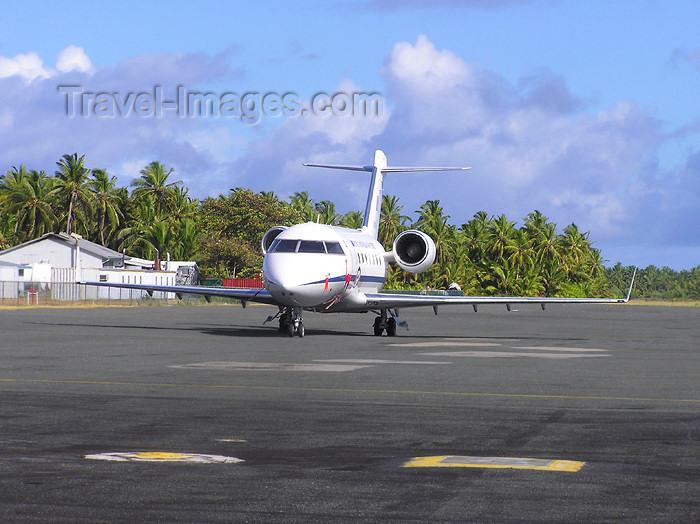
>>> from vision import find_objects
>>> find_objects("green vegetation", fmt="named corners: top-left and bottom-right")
top-left (606, 264), bottom-right (700, 300)
top-left (1, 153), bottom-right (697, 299)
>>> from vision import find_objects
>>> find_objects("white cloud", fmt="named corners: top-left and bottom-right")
top-left (0, 45), bottom-right (93, 83)
top-left (0, 46), bottom-right (240, 196)
top-left (0, 38), bottom-right (698, 268)
top-left (0, 51), bottom-right (51, 82)
top-left (235, 34), bottom-right (697, 268)
top-left (55, 45), bottom-right (94, 74)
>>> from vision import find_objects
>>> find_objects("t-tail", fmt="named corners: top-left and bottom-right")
top-left (304, 149), bottom-right (470, 239)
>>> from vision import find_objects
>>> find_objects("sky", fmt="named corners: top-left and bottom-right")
top-left (1, 0), bottom-right (699, 269)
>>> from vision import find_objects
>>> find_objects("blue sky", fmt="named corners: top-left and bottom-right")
top-left (1, 0), bottom-right (699, 269)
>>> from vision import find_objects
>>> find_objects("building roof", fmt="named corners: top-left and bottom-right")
top-left (0, 233), bottom-right (123, 261)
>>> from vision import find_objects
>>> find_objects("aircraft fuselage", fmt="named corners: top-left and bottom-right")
top-left (262, 222), bottom-right (386, 311)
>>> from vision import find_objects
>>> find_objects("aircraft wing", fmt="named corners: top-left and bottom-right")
top-left (80, 281), bottom-right (278, 305)
top-left (363, 293), bottom-right (628, 310)
top-left (363, 268), bottom-right (637, 310)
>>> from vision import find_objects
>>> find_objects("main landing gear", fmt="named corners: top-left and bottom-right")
top-left (373, 309), bottom-right (405, 336)
top-left (278, 306), bottom-right (305, 337)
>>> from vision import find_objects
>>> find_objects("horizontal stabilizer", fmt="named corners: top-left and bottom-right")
top-left (383, 166), bottom-right (471, 173)
top-left (302, 163), bottom-right (373, 172)
top-left (302, 164), bottom-right (471, 173)
top-left (304, 149), bottom-right (470, 239)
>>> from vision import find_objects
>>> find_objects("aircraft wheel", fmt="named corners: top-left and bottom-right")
top-left (386, 318), bottom-right (397, 337)
top-left (287, 323), bottom-right (295, 337)
top-left (297, 323), bottom-right (305, 338)
top-left (373, 317), bottom-right (383, 336)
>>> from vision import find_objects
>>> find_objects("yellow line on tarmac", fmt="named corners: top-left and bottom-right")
top-left (0, 378), bottom-right (698, 404)
top-left (403, 456), bottom-right (585, 472)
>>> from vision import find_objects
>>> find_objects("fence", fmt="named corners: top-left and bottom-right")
top-left (0, 281), bottom-right (194, 307)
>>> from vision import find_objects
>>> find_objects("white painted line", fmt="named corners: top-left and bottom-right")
top-left (513, 346), bottom-right (608, 352)
top-left (420, 351), bottom-right (609, 359)
top-left (314, 359), bottom-right (451, 365)
top-left (85, 452), bottom-right (243, 463)
top-left (388, 341), bottom-right (501, 348)
top-left (170, 362), bottom-right (372, 372)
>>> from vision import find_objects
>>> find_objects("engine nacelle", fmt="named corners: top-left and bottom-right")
top-left (261, 226), bottom-right (287, 254)
top-left (392, 230), bottom-right (436, 274)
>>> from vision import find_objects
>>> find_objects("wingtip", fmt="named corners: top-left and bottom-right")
top-left (624, 267), bottom-right (637, 302)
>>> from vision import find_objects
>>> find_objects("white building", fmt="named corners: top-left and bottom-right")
top-left (0, 233), bottom-right (198, 301)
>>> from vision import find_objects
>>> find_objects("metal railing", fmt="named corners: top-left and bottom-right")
top-left (0, 281), bottom-right (192, 307)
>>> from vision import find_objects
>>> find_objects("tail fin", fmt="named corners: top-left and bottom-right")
top-left (362, 150), bottom-right (387, 238)
top-left (304, 150), bottom-right (470, 239)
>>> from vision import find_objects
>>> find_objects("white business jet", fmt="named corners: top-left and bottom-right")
top-left (83, 150), bottom-right (635, 337)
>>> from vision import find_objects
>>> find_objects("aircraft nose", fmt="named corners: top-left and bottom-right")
top-left (263, 255), bottom-right (322, 306)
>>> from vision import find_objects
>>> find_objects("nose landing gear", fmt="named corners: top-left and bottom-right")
top-left (278, 306), bottom-right (304, 337)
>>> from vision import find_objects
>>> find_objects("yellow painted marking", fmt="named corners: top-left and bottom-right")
top-left (85, 452), bottom-right (243, 463)
top-left (133, 452), bottom-right (190, 459)
top-left (403, 456), bottom-right (585, 472)
top-left (0, 378), bottom-right (697, 404)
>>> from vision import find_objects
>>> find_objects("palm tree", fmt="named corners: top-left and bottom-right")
top-left (413, 200), bottom-right (457, 284)
top-left (130, 161), bottom-right (182, 219)
top-left (52, 153), bottom-right (94, 235)
top-left (1, 165), bottom-right (30, 227)
top-left (5, 170), bottom-right (56, 242)
top-left (540, 256), bottom-right (566, 296)
top-left (484, 259), bottom-right (519, 295)
top-left (0, 212), bottom-right (15, 250)
top-left (486, 214), bottom-right (515, 262)
top-left (0, 165), bottom-right (29, 195)
top-left (168, 186), bottom-right (199, 222)
top-left (314, 200), bottom-right (341, 225)
top-left (534, 222), bottom-right (560, 266)
top-left (89, 169), bottom-right (123, 246)
top-left (170, 218), bottom-right (198, 260)
top-left (118, 219), bottom-right (170, 260)
top-left (513, 266), bottom-right (545, 296)
top-left (379, 195), bottom-right (408, 249)
top-left (460, 211), bottom-right (489, 262)
top-left (340, 210), bottom-right (363, 229)
top-left (413, 200), bottom-right (450, 232)
top-left (506, 228), bottom-right (533, 274)
top-left (523, 210), bottom-right (550, 243)
top-left (559, 223), bottom-right (590, 277)
top-left (289, 191), bottom-right (315, 222)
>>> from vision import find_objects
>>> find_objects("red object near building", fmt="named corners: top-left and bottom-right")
top-left (222, 278), bottom-right (264, 289)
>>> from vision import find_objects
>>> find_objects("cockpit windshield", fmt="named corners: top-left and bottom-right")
top-left (269, 239), bottom-right (298, 253)
top-left (298, 240), bottom-right (326, 253)
top-left (269, 239), bottom-right (345, 255)
top-left (325, 242), bottom-right (344, 254)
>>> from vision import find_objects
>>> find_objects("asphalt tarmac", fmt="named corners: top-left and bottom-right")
top-left (0, 303), bottom-right (698, 522)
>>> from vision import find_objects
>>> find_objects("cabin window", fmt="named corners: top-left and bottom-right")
top-left (99, 275), bottom-right (108, 282)
top-left (298, 240), bottom-right (326, 253)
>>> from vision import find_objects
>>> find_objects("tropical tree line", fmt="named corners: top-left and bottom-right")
top-left (606, 263), bottom-right (700, 300)
top-left (0, 154), bottom-right (199, 263)
top-left (2, 153), bottom-right (697, 299)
